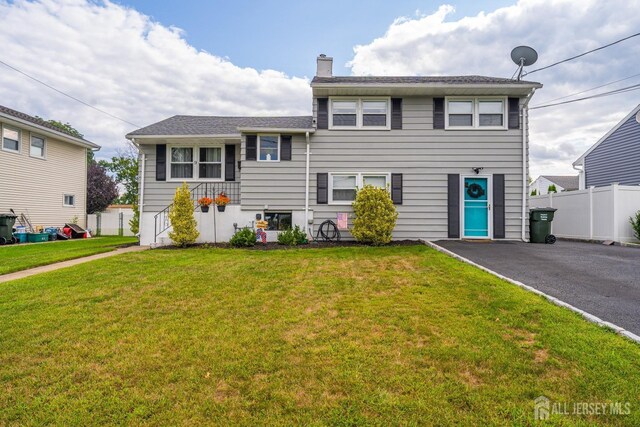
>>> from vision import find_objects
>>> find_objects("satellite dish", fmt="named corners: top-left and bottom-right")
top-left (511, 46), bottom-right (538, 66)
top-left (510, 46), bottom-right (538, 80)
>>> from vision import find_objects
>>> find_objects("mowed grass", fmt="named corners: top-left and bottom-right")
top-left (1, 245), bottom-right (639, 425)
top-left (0, 236), bottom-right (138, 274)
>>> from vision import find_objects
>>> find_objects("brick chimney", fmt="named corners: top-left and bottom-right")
top-left (316, 54), bottom-right (333, 77)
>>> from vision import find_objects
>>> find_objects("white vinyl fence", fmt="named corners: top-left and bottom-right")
top-left (530, 183), bottom-right (640, 243)
top-left (87, 212), bottom-right (136, 236)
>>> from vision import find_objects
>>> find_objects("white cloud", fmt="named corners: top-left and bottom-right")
top-left (348, 0), bottom-right (640, 178)
top-left (0, 0), bottom-right (311, 159)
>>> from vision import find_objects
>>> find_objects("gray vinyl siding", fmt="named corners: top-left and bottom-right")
top-left (585, 113), bottom-right (640, 187)
top-left (240, 134), bottom-right (307, 210)
top-left (309, 96), bottom-right (525, 240)
top-left (139, 143), bottom-right (241, 212)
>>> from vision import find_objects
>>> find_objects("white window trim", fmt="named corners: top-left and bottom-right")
top-left (29, 133), bottom-right (47, 159)
top-left (328, 97), bottom-right (391, 130)
top-left (328, 172), bottom-right (391, 205)
top-left (166, 144), bottom-right (225, 182)
top-left (445, 96), bottom-right (508, 130)
top-left (257, 134), bottom-right (281, 163)
top-left (1, 124), bottom-right (21, 154)
top-left (63, 194), bottom-right (76, 207)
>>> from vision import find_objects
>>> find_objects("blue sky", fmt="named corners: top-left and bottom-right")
top-left (119, 0), bottom-right (515, 77)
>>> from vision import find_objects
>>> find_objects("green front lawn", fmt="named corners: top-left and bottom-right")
top-left (1, 245), bottom-right (638, 425)
top-left (0, 236), bottom-right (138, 274)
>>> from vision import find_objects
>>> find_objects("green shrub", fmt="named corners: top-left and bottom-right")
top-left (276, 225), bottom-right (308, 246)
top-left (168, 182), bottom-right (199, 247)
top-left (129, 202), bottom-right (140, 235)
top-left (230, 227), bottom-right (256, 247)
top-left (630, 210), bottom-right (640, 241)
top-left (351, 185), bottom-right (398, 245)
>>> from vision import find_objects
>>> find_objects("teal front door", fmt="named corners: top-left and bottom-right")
top-left (463, 177), bottom-right (489, 238)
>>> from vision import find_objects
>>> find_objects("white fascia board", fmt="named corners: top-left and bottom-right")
top-left (236, 128), bottom-right (316, 134)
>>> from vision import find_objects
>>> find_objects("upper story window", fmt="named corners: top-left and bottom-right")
top-left (258, 135), bottom-right (279, 162)
top-left (329, 172), bottom-right (390, 204)
top-left (445, 97), bottom-right (506, 129)
top-left (2, 125), bottom-right (20, 153)
top-left (169, 145), bottom-right (223, 180)
top-left (30, 134), bottom-right (46, 158)
top-left (330, 98), bottom-right (390, 130)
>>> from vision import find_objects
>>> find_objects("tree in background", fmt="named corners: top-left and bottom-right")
top-left (531, 189), bottom-right (538, 196)
top-left (36, 117), bottom-right (95, 164)
top-left (547, 184), bottom-right (558, 193)
top-left (99, 144), bottom-right (139, 205)
top-left (168, 182), bottom-right (199, 246)
top-left (87, 163), bottom-right (118, 214)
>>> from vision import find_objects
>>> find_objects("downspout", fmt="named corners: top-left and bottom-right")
top-left (134, 138), bottom-right (146, 241)
top-left (304, 131), bottom-right (311, 237)
top-left (572, 163), bottom-right (584, 190)
top-left (521, 89), bottom-right (536, 242)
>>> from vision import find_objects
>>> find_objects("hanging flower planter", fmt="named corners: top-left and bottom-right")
top-left (198, 197), bottom-right (213, 213)
top-left (215, 192), bottom-right (230, 213)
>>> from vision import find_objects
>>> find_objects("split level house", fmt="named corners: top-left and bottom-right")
top-left (530, 175), bottom-right (579, 195)
top-left (573, 103), bottom-right (640, 189)
top-left (0, 105), bottom-right (99, 228)
top-left (127, 55), bottom-right (542, 246)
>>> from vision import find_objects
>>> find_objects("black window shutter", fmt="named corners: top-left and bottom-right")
top-left (391, 98), bottom-right (403, 130)
top-left (447, 174), bottom-right (460, 238)
top-left (317, 98), bottom-right (328, 129)
top-left (508, 98), bottom-right (520, 129)
top-left (391, 173), bottom-right (403, 204)
top-left (281, 135), bottom-right (292, 161)
top-left (433, 98), bottom-right (445, 129)
top-left (317, 173), bottom-right (328, 204)
top-left (225, 144), bottom-right (236, 181)
top-left (493, 174), bottom-right (506, 238)
top-left (155, 144), bottom-right (166, 181)
top-left (245, 135), bottom-right (257, 161)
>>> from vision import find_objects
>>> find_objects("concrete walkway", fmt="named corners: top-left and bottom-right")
top-left (0, 245), bottom-right (148, 283)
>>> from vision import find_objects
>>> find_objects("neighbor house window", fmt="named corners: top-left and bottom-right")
top-left (258, 135), bottom-right (279, 161)
top-left (329, 173), bottom-right (390, 204)
top-left (30, 134), bottom-right (46, 158)
top-left (330, 98), bottom-right (389, 129)
top-left (264, 212), bottom-right (292, 231)
top-left (169, 145), bottom-right (224, 180)
top-left (2, 125), bottom-right (20, 152)
top-left (199, 147), bottom-right (222, 178)
top-left (446, 97), bottom-right (507, 129)
top-left (63, 194), bottom-right (75, 207)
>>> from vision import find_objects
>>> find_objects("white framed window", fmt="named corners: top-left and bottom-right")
top-left (328, 172), bottom-right (390, 204)
top-left (168, 145), bottom-right (224, 181)
top-left (30, 134), bottom-right (46, 158)
top-left (2, 125), bottom-right (21, 153)
top-left (329, 98), bottom-right (390, 130)
top-left (445, 97), bottom-right (507, 129)
top-left (63, 194), bottom-right (75, 207)
top-left (258, 135), bottom-right (279, 162)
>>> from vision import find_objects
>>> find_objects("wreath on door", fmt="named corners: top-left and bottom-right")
top-left (467, 183), bottom-right (485, 199)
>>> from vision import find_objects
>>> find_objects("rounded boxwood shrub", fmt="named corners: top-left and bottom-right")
top-left (229, 227), bottom-right (256, 247)
top-left (351, 185), bottom-right (398, 245)
top-left (277, 225), bottom-right (308, 246)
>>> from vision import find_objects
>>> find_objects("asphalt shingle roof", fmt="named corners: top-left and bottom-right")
top-left (541, 175), bottom-right (580, 191)
top-left (127, 115), bottom-right (314, 137)
top-left (0, 105), bottom-right (95, 145)
top-left (311, 75), bottom-right (541, 86)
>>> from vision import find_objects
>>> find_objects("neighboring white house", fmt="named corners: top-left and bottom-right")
top-left (530, 175), bottom-right (579, 195)
top-left (0, 105), bottom-right (99, 228)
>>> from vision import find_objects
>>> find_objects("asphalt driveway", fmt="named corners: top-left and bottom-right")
top-left (435, 240), bottom-right (640, 336)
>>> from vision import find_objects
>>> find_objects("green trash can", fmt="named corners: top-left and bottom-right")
top-left (0, 214), bottom-right (18, 245)
top-left (530, 208), bottom-right (557, 244)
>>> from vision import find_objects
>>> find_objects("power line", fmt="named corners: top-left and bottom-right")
top-left (534, 72), bottom-right (640, 105)
top-left (530, 83), bottom-right (640, 110)
top-left (0, 59), bottom-right (141, 128)
top-left (523, 31), bottom-right (640, 76)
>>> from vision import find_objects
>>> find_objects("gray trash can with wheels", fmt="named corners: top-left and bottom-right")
top-left (530, 208), bottom-right (557, 244)
top-left (0, 214), bottom-right (18, 245)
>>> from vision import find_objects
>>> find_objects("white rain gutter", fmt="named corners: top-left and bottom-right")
top-left (132, 137), bottom-right (145, 239)
top-left (304, 131), bottom-right (311, 236)
top-left (521, 88), bottom-right (536, 241)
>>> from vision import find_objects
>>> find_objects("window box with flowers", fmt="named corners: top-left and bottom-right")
top-left (215, 192), bottom-right (231, 212)
top-left (198, 197), bottom-right (213, 213)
